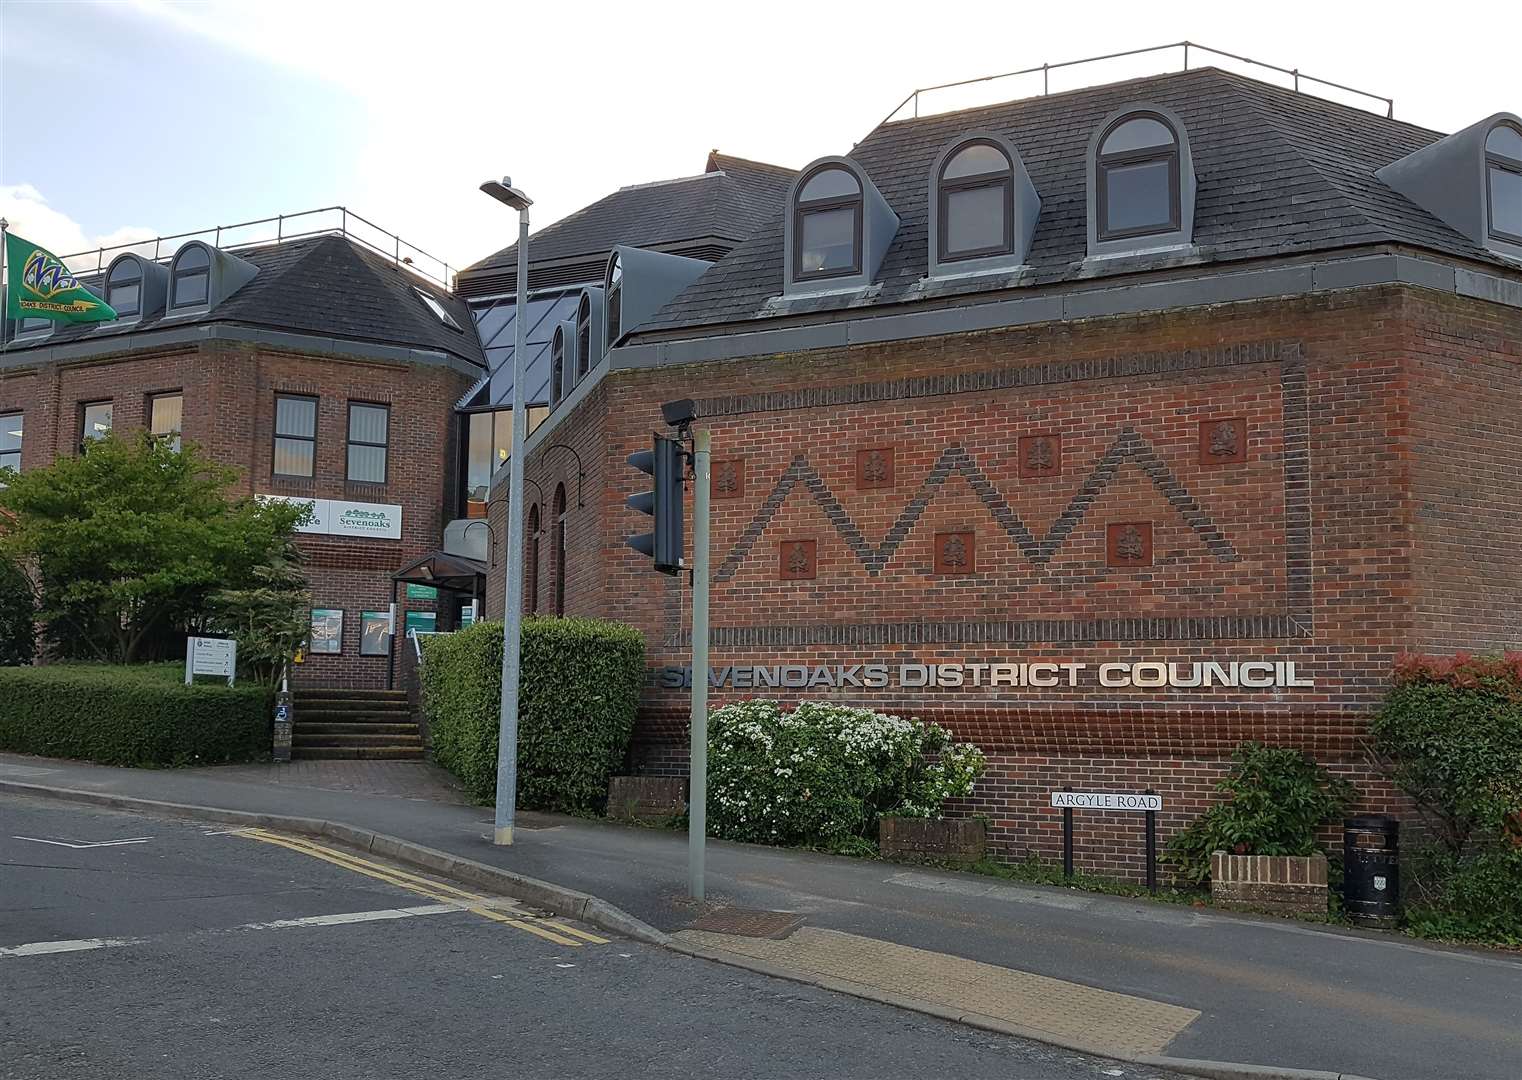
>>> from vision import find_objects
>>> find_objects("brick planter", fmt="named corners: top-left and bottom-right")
top-left (879, 817), bottom-right (986, 865)
top-left (606, 776), bottom-right (686, 823)
top-left (1210, 851), bottom-right (1329, 915)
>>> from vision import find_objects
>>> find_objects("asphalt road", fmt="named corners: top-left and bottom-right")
top-left (0, 797), bottom-right (1187, 1080)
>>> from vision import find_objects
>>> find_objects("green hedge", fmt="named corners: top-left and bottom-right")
top-left (0, 662), bottom-right (270, 766)
top-left (420, 618), bottom-right (646, 811)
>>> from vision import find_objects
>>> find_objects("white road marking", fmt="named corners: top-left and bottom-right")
top-left (2, 904), bottom-right (468, 959)
top-left (13, 835), bottom-right (153, 849)
top-left (0, 936), bottom-right (142, 957)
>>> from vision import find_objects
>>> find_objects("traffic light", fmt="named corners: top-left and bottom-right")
top-left (626, 433), bottom-right (685, 574)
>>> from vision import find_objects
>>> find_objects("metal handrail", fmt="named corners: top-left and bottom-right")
top-left (877, 41), bottom-right (1394, 130)
top-left (55, 205), bottom-right (457, 288)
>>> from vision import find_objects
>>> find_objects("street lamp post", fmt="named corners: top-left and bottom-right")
top-left (479, 176), bottom-right (532, 846)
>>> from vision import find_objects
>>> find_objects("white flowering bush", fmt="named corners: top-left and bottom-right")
top-left (706, 700), bottom-right (986, 847)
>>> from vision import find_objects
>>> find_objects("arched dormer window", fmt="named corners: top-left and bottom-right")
top-left (793, 164), bottom-right (863, 280)
top-left (575, 294), bottom-right (593, 377)
top-left (105, 257), bottom-right (143, 319)
top-left (552, 483), bottom-right (568, 617)
top-left (928, 133), bottom-right (1040, 277)
top-left (604, 254), bottom-right (623, 353)
top-left (1486, 121), bottom-right (1522, 245)
top-left (550, 323), bottom-right (568, 407)
top-left (170, 244), bottom-right (211, 310)
top-left (1087, 105), bottom-right (1195, 256)
top-left (939, 140), bottom-right (1014, 261)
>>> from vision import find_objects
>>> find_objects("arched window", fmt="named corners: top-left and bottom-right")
top-left (937, 140), bottom-right (1015, 262)
top-left (1095, 112), bottom-right (1182, 241)
top-left (793, 164), bottom-right (863, 280)
top-left (105, 258), bottom-right (143, 318)
top-left (550, 324), bottom-right (567, 407)
top-left (1486, 121), bottom-right (1522, 244)
top-left (575, 294), bottom-right (593, 377)
top-left (170, 245), bottom-right (211, 309)
top-left (552, 483), bottom-right (568, 617)
top-left (526, 503), bottom-right (540, 614)
top-left (604, 254), bottom-right (623, 352)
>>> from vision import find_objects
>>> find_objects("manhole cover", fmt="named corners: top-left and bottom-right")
top-left (686, 907), bottom-right (805, 939)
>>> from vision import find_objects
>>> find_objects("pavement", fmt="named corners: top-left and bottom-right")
top-left (1, 796), bottom-right (1191, 1080)
top-left (3, 753), bottom-right (1519, 1080)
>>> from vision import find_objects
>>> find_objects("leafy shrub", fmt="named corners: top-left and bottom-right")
top-left (1373, 653), bottom-right (1522, 856)
top-left (706, 700), bottom-right (986, 848)
top-left (1166, 742), bottom-right (1356, 887)
top-left (0, 560), bottom-right (36, 666)
top-left (1403, 843), bottom-right (1522, 946)
top-left (420, 618), bottom-right (645, 811)
top-left (0, 662), bottom-right (269, 766)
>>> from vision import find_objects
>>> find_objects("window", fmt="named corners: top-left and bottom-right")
top-left (793, 164), bottom-right (863, 280)
top-left (15, 316), bottom-right (51, 338)
top-left (149, 393), bottom-right (183, 452)
top-left (550, 325), bottom-right (567, 407)
top-left (81, 401), bottom-right (112, 444)
top-left (414, 287), bottom-right (463, 330)
top-left (605, 255), bottom-right (623, 350)
top-left (552, 483), bottom-right (567, 617)
top-left (273, 394), bottom-right (317, 478)
top-left (346, 402), bottom-right (388, 484)
top-left (105, 258), bottom-right (143, 318)
top-left (937, 140), bottom-right (1016, 262)
top-left (1486, 122), bottom-right (1522, 244)
top-left (575, 294), bottom-right (592, 377)
top-left (0, 413), bottom-right (21, 473)
top-left (1096, 113), bottom-right (1181, 241)
top-left (170, 245), bottom-right (210, 309)
top-left (526, 503), bottom-right (540, 614)
top-left (462, 406), bottom-right (551, 506)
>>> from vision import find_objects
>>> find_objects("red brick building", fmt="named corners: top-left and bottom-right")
top-left (500, 67), bottom-right (1522, 875)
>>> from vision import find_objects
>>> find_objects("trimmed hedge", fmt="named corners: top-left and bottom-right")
top-left (0, 662), bottom-right (270, 766)
top-left (420, 618), bottom-right (645, 811)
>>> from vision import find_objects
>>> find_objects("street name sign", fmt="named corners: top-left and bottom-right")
top-left (1051, 790), bottom-right (1162, 812)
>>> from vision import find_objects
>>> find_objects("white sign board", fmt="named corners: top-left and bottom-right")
top-left (1051, 791), bottom-right (1162, 812)
top-left (258, 495), bottom-right (402, 541)
top-left (186, 637), bottom-right (237, 686)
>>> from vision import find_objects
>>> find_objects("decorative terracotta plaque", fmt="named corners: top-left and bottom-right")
top-left (713, 458), bottom-right (745, 498)
top-left (1018, 433), bottom-right (1062, 478)
top-left (1106, 522), bottom-right (1153, 567)
top-left (779, 539), bottom-right (817, 580)
top-left (934, 531), bottom-right (976, 576)
top-left (1199, 418), bottom-right (1246, 465)
top-left (856, 447), bottom-right (895, 490)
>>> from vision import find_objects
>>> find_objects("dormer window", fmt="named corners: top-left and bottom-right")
top-left (938, 141), bottom-right (1015, 261)
top-left (105, 258), bottom-right (143, 319)
top-left (605, 254), bottom-right (623, 351)
top-left (793, 164), bottom-right (863, 280)
top-left (550, 323), bottom-right (568, 407)
top-left (575, 294), bottom-right (593, 377)
top-left (170, 245), bottom-right (210, 309)
top-left (1486, 122), bottom-right (1522, 244)
top-left (1096, 113), bottom-right (1181, 241)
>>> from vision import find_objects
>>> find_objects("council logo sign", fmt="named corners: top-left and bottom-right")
top-left (21, 249), bottom-right (79, 300)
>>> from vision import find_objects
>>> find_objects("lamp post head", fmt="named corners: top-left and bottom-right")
top-left (480, 177), bottom-right (532, 212)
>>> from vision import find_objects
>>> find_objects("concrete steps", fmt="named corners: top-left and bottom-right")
top-left (292, 688), bottom-right (422, 761)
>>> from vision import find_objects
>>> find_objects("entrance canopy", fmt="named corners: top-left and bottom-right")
top-left (391, 550), bottom-right (487, 595)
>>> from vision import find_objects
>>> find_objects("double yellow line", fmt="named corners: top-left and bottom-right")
top-left (238, 828), bottom-right (607, 948)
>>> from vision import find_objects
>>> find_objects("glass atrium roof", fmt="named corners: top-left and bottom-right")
top-left (462, 290), bottom-right (581, 410)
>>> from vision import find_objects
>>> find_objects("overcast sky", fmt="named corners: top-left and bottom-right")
top-left (2, 0), bottom-right (1518, 277)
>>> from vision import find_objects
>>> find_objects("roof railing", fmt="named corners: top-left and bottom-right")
top-left (57, 206), bottom-right (456, 289)
top-left (877, 41), bottom-right (1395, 130)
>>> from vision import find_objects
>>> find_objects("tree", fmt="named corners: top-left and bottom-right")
top-left (0, 559), bottom-right (36, 666)
top-left (209, 542), bottom-right (312, 686)
top-left (0, 432), bottom-right (308, 664)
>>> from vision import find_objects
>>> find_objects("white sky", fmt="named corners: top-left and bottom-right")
top-left (2, 0), bottom-right (1519, 276)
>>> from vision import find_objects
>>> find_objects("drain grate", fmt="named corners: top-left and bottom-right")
top-left (686, 907), bottom-right (805, 939)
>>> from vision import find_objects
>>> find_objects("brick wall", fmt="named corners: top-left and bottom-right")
top-left (542, 283), bottom-right (1502, 878)
top-left (3, 338), bottom-right (474, 689)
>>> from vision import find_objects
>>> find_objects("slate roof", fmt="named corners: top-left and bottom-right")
top-left (7, 234), bottom-right (484, 367)
top-left (456, 151), bottom-right (794, 291)
top-left (639, 67), bottom-right (1514, 336)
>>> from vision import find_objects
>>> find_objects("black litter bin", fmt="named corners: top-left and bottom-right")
top-left (1343, 815), bottom-right (1399, 926)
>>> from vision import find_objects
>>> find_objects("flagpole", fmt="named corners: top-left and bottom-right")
top-left (1, 217), bottom-right (10, 361)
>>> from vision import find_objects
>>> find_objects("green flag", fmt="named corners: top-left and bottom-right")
top-left (4, 231), bottom-right (117, 324)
